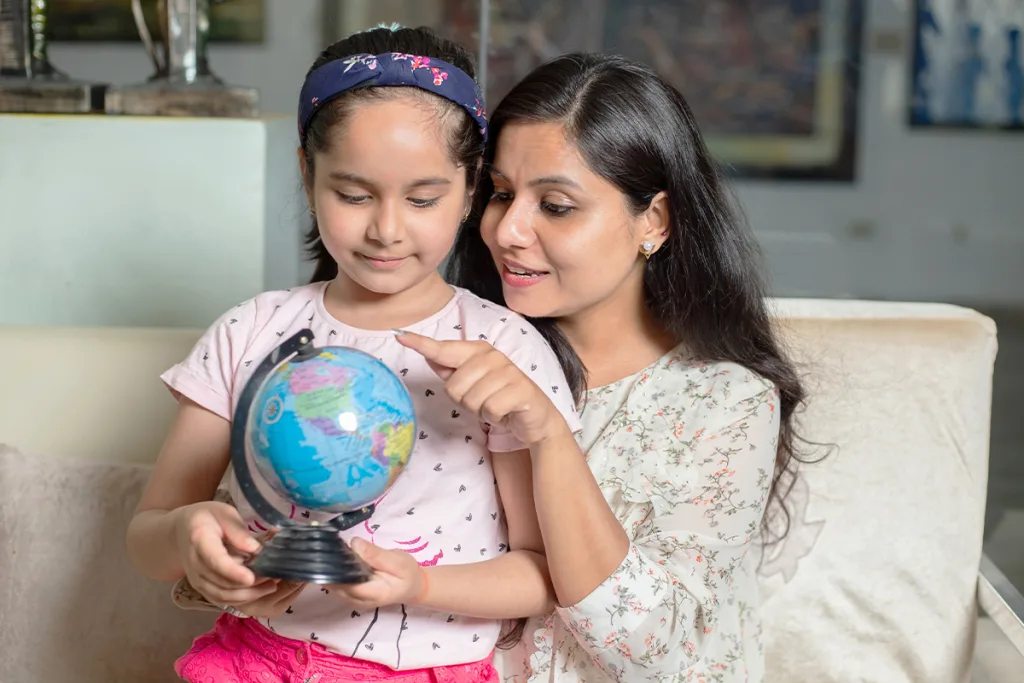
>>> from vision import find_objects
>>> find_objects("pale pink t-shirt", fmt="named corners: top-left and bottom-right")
top-left (161, 282), bottom-right (580, 671)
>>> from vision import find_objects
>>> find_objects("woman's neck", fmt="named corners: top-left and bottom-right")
top-left (559, 281), bottom-right (677, 390)
top-left (324, 272), bottom-right (454, 331)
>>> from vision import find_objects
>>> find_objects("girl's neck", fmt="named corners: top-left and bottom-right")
top-left (559, 278), bottom-right (676, 390)
top-left (323, 272), bottom-right (454, 331)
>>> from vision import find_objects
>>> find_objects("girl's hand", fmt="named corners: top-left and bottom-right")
top-left (173, 501), bottom-right (278, 606)
top-left (232, 580), bottom-right (306, 619)
top-left (328, 539), bottom-right (425, 609)
top-left (395, 331), bottom-right (569, 447)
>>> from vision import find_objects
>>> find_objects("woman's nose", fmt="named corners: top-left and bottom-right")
top-left (494, 201), bottom-right (536, 249)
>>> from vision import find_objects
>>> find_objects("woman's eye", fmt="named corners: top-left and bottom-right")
top-left (409, 197), bottom-right (441, 208)
top-left (541, 201), bottom-right (574, 217)
top-left (338, 192), bottom-right (369, 205)
top-left (489, 190), bottom-right (513, 203)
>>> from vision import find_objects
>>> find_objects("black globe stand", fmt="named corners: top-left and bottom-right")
top-left (230, 329), bottom-right (374, 585)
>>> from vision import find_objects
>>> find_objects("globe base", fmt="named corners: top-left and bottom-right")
top-left (247, 526), bottom-right (372, 584)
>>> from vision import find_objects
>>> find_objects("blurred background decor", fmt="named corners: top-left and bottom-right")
top-left (48, 0), bottom-right (265, 44)
top-left (327, 0), bottom-right (865, 180)
top-left (910, 0), bottom-right (1023, 129)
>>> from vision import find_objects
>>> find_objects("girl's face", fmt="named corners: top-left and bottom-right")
top-left (304, 96), bottom-right (470, 298)
top-left (480, 121), bottom-right (667, 322)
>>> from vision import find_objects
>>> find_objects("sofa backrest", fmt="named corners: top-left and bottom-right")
top-left (0, 325), bottom-right (200, 464)
top-left (0, 299), bottom-right (998, 682)
top-left (760, 299), bottom-right (995, 683)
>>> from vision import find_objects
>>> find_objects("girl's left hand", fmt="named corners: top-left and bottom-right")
top-left (395, 331), bottom-right (568, 447)
top-left (328, 539), bottom-right (425, 609)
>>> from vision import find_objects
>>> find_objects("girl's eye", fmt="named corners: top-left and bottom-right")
top-left (541, 201), bottom-right (574, 217)
top-left (338, 192), bottom-right (369, 205)
top-left (409, 197), bottom-right (441, 208)
top-left (489, 190), bottom-right (513, 203)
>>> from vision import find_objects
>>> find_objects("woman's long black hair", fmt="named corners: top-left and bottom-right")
top-left (447, 53), bottom-right (814, 544)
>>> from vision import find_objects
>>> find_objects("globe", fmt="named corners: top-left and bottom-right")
top-left (244, 346), bottom-right (416, 515)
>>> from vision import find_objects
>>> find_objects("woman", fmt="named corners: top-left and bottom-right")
top-left (397, 53), bottom-right (806, 682)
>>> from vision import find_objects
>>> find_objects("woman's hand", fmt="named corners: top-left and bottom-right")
top-left (327, 539), bottom-right (425, 610)
top-left (395, 331), bottom-right (569, 447)
top-left (173, 501), bottom-right (278, 606)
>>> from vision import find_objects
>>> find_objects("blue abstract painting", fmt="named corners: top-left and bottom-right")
top-left (911, 0), bottom-right (1024, 129)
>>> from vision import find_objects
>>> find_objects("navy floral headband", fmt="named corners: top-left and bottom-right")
top-left (298, 52), bottom-right (488, 143)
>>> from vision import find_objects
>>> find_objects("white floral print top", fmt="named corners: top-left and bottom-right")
top-left (500, 346), bottom-right (780, 683)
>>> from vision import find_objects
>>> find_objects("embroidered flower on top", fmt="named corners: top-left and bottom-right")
top-left (341, 54), bottom-right (378, 73)
top-left (430, 67), bottom-right (448, 86)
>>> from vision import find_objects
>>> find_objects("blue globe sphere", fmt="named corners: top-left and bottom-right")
top-left (245, 347), bottom-right (416, 514)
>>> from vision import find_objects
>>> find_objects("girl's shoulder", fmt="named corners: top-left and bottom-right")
top-left (203, 283), bottom-right (324, 341)
top-left (447, 287), bottom-right (548, 351)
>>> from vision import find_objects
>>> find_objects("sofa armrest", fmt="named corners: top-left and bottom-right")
top-left (978, 554), bottom-right (1024, 657)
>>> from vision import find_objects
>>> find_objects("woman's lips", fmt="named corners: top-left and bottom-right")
top-left (501, 261), bottom-right (549, 288)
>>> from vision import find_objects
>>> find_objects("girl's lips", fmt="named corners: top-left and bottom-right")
top-left (361, 255), bottom-right (408, 270)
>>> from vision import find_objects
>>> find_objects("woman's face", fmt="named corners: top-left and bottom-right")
top-left (480, 121), bottom-right (664, 321)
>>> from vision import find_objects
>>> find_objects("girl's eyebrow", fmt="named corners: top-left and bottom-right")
top-left (328, 171), bottom-right (452, 190)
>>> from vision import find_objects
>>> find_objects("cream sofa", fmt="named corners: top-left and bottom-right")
top-left (1, 300), bottom-right (1022, 682)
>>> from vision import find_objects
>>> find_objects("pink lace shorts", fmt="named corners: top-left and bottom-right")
top-left (175, 613), bottom-right (499, 683)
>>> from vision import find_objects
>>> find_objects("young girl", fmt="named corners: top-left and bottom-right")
top-left (125, 26), bottom-right (579, 683)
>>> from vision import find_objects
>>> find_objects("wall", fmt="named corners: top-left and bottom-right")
top-left (0, 115), bottom-right (301, 327)
top-left (49, 0), bottom-right (1024, 306)
top-left (736, 0), bottom-right (1024, 306)
top-left (39, 0), bottom-right (1024, 504)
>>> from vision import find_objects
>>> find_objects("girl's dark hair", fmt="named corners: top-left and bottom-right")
top-left (447, 53), bottom-right (814, 546)
top-left (302, 26), bottom-right (484, 284)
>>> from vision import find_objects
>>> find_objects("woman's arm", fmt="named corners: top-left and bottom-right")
top-left (539, 380), bottom-right (781, 680)
top-left (393, 330), bottom-right (781, 676)
top-left (340, 447), bottom-right (555, 619)
top-left (530, 430), bottom-right (629, 606)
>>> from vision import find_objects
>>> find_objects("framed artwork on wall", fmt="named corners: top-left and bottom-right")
top-left (324, 0), bottom-right (865, 180)
top-left (48, 0), bottom-right (266, 44)
top-left (910, 0), bottom-right (1023, 130)
top-left (477, 0), bottom-right (866, 181)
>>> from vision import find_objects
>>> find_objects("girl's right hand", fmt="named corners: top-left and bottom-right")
top-left (173, 501), bottom-right (279, 606)
top-left (232, 580), bottom-right (306, 619)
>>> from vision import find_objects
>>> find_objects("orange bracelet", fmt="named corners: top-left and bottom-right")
top-left (412, 565), bottom-right (430, 605)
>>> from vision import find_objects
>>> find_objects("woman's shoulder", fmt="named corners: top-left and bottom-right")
top-left (607, 348), bottom-right (780, 515)
top-left (651, 346), bottom-right (777, 409)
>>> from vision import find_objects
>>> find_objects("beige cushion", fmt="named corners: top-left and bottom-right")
top-left (758, 299), bottom-right (996, 683)
top-left (0, 444), bottom-right (213, 682)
